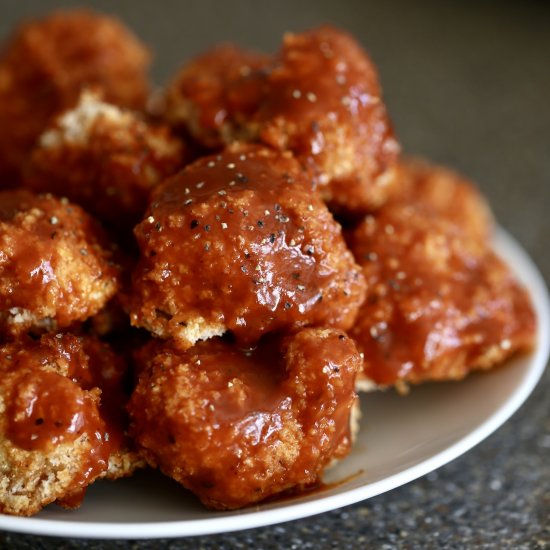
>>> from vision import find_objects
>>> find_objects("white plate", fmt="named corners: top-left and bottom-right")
top-left (1, 227), bottom-right (548, 539)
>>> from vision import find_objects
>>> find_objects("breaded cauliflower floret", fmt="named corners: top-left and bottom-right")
top-left (165, 44), bottom-right (271, 149)
top-left (0, 190), bottom-right (120, 338)
top-left (129, 145), bottom-right (366, 349)
top-left (347, 203), bottom-right (536, 389)
top-left (75, 336), bottom-right (146, 483)
top-left (24, 91), bottom-right (185, 230)
top-left (391, 158), bottom-right (494, 243)
top-left (0, 333), bottom-right (144, 516)
top-left (164, 26), bottom-right (400, 215)
top-left (129, 328), bottom-right (360, 510)
top-left (0, 9), bottom-right (150, 185)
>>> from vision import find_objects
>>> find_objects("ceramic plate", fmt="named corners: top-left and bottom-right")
top-left (1, 227), bottom-right (548, 539)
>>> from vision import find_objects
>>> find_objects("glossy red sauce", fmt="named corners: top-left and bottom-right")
top-left (130, 328), bottom-right (359, 510)
top-left (132, 145), bottom-right (364, 347)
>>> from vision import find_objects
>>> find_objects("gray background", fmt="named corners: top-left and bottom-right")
top-left (1, 0), bottom-right (548, 548)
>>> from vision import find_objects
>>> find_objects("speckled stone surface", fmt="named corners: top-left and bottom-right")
top-left (0, 0), bottom-right (548, 548)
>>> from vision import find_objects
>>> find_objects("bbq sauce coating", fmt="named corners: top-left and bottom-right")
top-left (0, 9), bottom-right (151, 186)
top-left (389, 158), bottom-right (494, 244)
top-left (129, 328), bottom-right (360, 510)
top-left (257, 25), bottom-right (400, 214)
top-left (24, 91), bottom-right (185, 232)
top-left (347, 204), bottom-right (536, 387)
top-left (165, 44), bottom-right (271, 149)
top-left (130, 145), bottom-right (366, 349)
top-left (0, 190), bottom-right (120, 337)
top-left (164, 26), bottom-right (400, 215)
top-left (0, 334), bottom-right (125, 516)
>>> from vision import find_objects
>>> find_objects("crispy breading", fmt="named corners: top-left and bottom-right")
top-left (391, 158), bottom-right (494, 243)
top-left (0, 9), bottom-right (150, 186)
top-left (129, 328), bottom-right (359, 509)
top-left (164, 26), bottom-right (400, 215)
top-left (165, 44), bottom-right (270, 149)
top-left (347, 203), bottom-right (536, 388)
top-left (129, 145), bottom-right (366, 349)
top-left (0, 334), bottom-right (144, 516)
top-left (0, 190), bottom-right (120, 338)
top-left (24, 91), bottom-right (185, 231)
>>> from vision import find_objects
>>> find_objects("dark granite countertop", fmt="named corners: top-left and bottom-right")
top-left (1, 0), bottom-right (548, 548)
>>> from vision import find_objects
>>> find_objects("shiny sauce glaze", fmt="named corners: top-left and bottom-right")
top-left (6, 370), bottom-right (100, 451)
top-left (68, 336), bottom-right (130, 451)
top-left (348, 205), bottom-right (536, 385)
top-left (129, 328), bottom-right (359, 509)
top-left (131, 145), bottom-right (365, 347)
top-left (259, 26), bottom-right (384, 139)
top-left (1, 335), bottom-right (121, 493)
top-left (255, 26), bottom-right (399, 210)
top-left (168, 44), bottom-right (271, 146)
top-left (0, 190), bottom-right (119, 330)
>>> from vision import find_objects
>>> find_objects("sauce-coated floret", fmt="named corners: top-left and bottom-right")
top-left (390, 158), bottom-right (494, 244)
top-left (165, 26), bottom-right (400, 215)
top-left (24, 91), bottom-right (185, 231)
top-left (129, 145), bottom-right (366, 348)
top-left (0, 333), bottom-right (143, 516)
top-left (347, 204), bottom-right (535, 389)
top-left (165, 44), bottom-right (270, 149)
top-left (0, 9), bottom-right (150, 185)
top-left (0, 190), bottom-right (120, 337)
top-left (129, 328), bottom-right (360, 509)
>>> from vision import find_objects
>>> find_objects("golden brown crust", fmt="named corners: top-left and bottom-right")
top-left (391, 158), bottom-right (494, 243)
top-left (347, 203), bottom-right (536, 387)
top-left (24, 91), bottom-right (185, 231)
top-left (129, 144), bottom-right (366, 349)
top-left (165, 44), bottom-right (271, 149)
top-left (0, 333), bottom-right (139, 516)
top-left (0, 190), bottom-right (120, 338)
top-left (129, 328), bottom-right (359, 509)
top-left (0, 9), bottom-right (150, 186)
top-left (257, 26), bottom-right (400, 215)
top-left (164, 26), bottom-right (400, 215)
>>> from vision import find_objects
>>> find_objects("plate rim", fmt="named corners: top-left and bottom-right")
top-left (1, 226), bottom-right (549, 539)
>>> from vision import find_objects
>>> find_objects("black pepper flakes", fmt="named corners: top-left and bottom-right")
top-left (388, 279), bottom-right (401, 291)
top-left (190, 220), bottom-right (199, 229)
